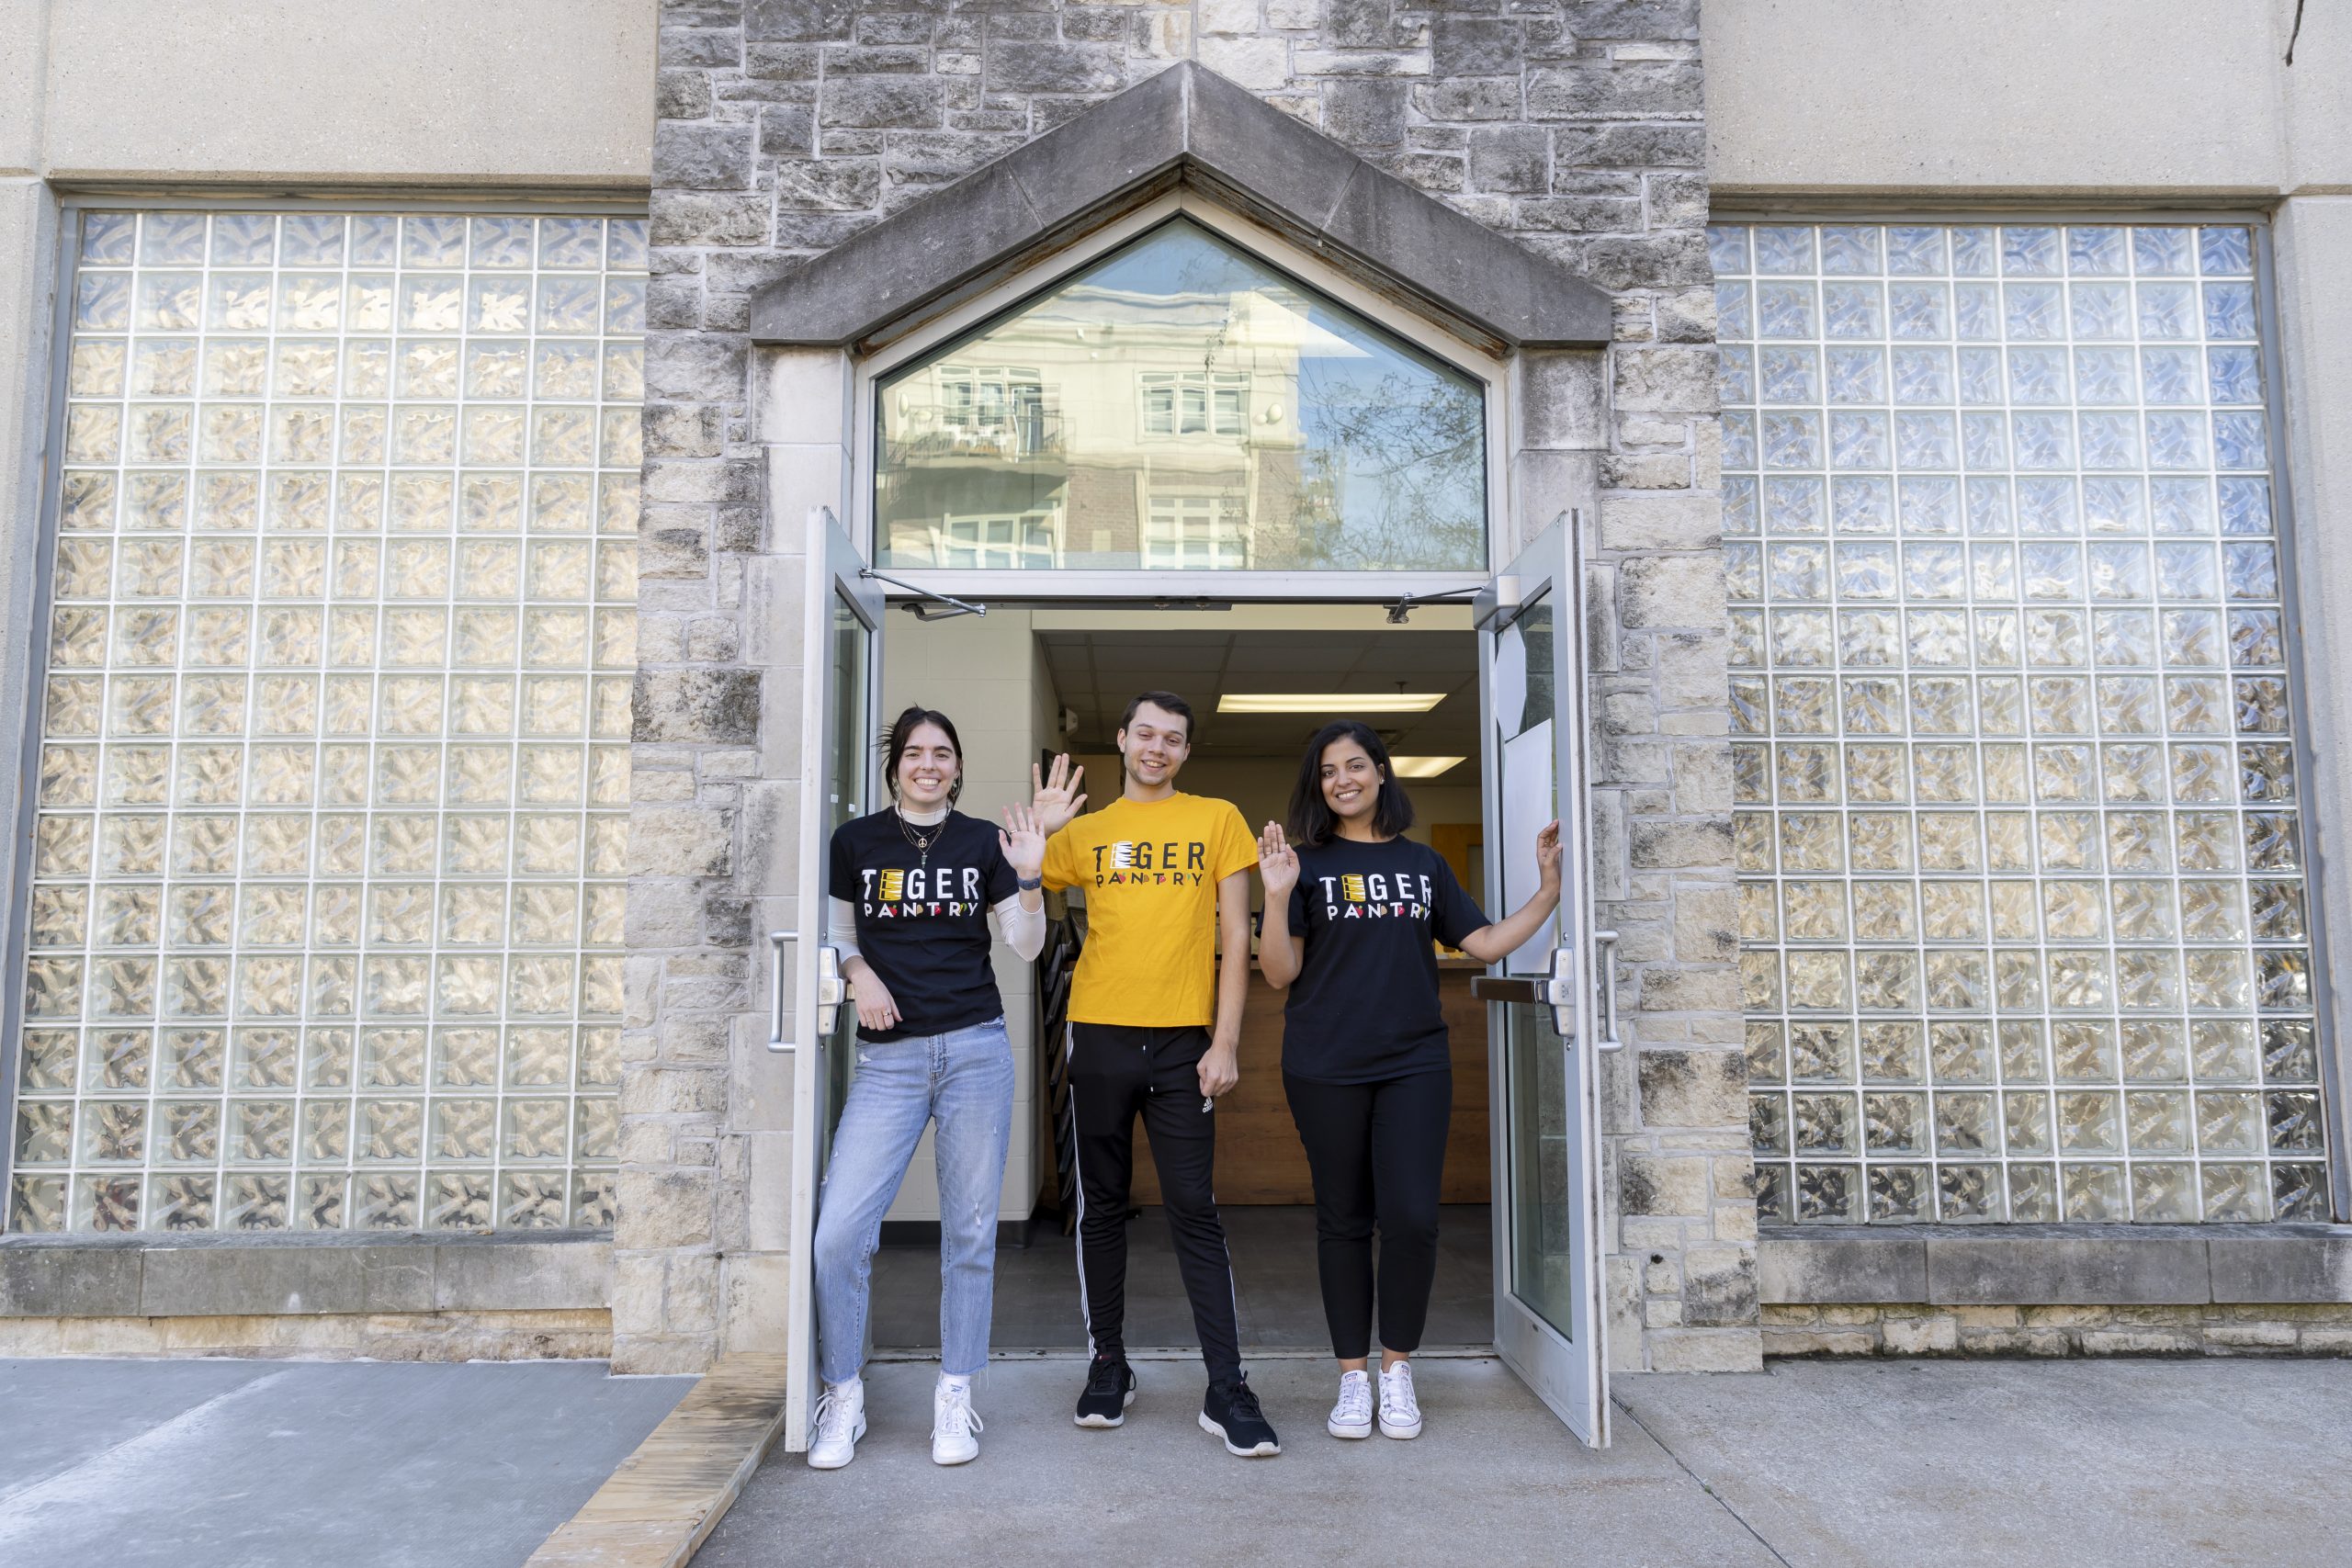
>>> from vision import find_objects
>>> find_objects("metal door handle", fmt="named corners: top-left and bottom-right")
top-left (767, 932), bottom-right (797, 1052)
top-left (1475, 942), bottom-right (1583, 1042)
top-left (1592, 930), bottom-right (1623, 1052)
top-left (766, 933), bottom-right (847, 1051)
top-left (1544, 944), bottom-right (1577, 1038)
top-left (816, 943), bottom-right (843, 1036)
top-left (1471, 976), bottom-right (1546, 1003)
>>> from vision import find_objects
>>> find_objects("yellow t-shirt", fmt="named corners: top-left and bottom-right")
top-left (1042, 792), bottom-right (1259, 1028)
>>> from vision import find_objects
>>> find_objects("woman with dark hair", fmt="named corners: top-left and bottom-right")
top-left (807, 705), bottom-right (1050, 1472)
top-left (1258, 718), bottom-right (1561, 1444)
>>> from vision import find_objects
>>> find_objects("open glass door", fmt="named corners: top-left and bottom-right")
top-left (781, 507), bottom-right (883, 1451)
top-left (1475, 513), bottom-right (1610, 1446)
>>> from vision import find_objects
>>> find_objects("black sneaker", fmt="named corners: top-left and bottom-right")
top-left (1200, 1374), bottom-right (1281, 1457)
top-left (1074, 1355), bottom-right (1136, 1427)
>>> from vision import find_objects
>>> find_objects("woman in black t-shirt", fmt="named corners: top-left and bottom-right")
top-left (807, 705), bottom-right (1049, 1473)
top-left (1259, 718), bottom-right (1562, 1445)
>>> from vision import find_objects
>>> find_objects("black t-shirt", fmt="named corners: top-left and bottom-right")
top-left (1280, 837), bottom-right (1490, 1084)
top-left (827, 809), bottom-right (1020, 1043)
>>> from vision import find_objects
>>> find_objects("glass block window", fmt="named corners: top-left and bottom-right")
top-left (1714, 220), bottom-right (2326, 1224)
top-left (8, 209), bottom-right (644, 1234)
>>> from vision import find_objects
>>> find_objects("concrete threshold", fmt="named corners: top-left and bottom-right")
top-left (524, 1354), bottom-right (788, 1568)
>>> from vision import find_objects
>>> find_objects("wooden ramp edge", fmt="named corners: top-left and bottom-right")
top-left (525, 1353), bottom-right (790, 1568)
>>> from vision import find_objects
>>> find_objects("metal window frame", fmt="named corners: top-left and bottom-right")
top-left (1708, 207), bottom-right (2336, 1224)
top-left (3, 193), bottom-right (650, 1235)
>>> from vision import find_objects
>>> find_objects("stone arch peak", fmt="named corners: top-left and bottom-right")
top-left (748, 62), bottom-right (1613, 354)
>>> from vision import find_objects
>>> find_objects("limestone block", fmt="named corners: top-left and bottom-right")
top-left (1758, 1235), bottom-right (1926, 1304)
top-left (1518, 351), bottom-right (1608, 451)
top-left (1620, 1153), bottom-right (1709, 1216)
top-left (1880, 1313), bottom-right (1959, 1354)
top-left (0, 1243), bottom-right (140, 1316)
top-left (1612, 345), bottom-right (1719, 414)
top-left (628, 805), bottom-right (734, 877)
top-left (724, 1253), bottom-right (795, 1352)
top-left (1637, 1046), bottom-right (1747, 1128)
top-left (759, 349), bottom-right (852, 445)
top-left (1645, 1326), bottom-right (1763, 1372)
top-left (617, 1167), bottom-right (718, 1249)
top-left (434, 1240), bottom-right (612, 1312)
top-left (1682, 1246), bottom-right (1758, 1325)
top-left (668, 1253), bottom-right (721, 1332)
top-left (634, 669), bottom-right (762, 745)
top-left (1617, 555), bottom-right (1726, 630)
top-left (141, 1246), bottom-right (366, 1317)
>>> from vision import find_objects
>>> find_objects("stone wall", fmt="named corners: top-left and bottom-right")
top-left (1764, 1303), bottom-right (2352, 1359)
top-left (0, 1310), bottom-right (611, 1361)
top-left (632, 0), bottom-right (1745, 1373)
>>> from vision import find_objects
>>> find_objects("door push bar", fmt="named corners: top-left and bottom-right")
top-left (765, 932), bottom-right (845, 1052)
top-left (1470, 931), bottom-right (1623, 1051)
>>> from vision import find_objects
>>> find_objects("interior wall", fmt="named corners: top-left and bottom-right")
top-left (874, 605), bottom-right (1489, 1222)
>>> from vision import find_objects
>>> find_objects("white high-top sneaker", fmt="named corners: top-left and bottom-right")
top-left (933, 1379), bottom-right (983, 1466)
top-left (1378, 1361), bottom-right (1422, 1440)
top-left (808, 1382), bottom-right (866, 1470)
top-left (1327, 1369), bottom-right (1374, 1439)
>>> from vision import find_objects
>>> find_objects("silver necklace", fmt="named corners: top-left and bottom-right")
top-left (894, 807), bottom-right (942, 869)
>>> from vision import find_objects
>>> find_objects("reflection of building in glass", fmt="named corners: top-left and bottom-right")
top-left (876, 220), bottom-right (1485, 572)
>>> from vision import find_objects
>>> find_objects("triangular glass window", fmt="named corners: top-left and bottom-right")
top-left (876, 220), bottom-right (1487, 571)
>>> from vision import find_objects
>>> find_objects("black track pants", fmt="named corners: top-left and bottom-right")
top-left (1066, 1021), bottom-right (1241, 1383)
top-left (1283, 1066), bottom-right (1453, 1359)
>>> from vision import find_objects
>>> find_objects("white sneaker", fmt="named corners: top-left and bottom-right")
top-left (1327, 1370), bottom-right (1373, 1439)
top-left (808, 1383), bottom-right (865, 1470)
top-left (1378, 1362), bottom-right (1422, 1439)
top-left (933, 1380), bottom-right (982, 1466)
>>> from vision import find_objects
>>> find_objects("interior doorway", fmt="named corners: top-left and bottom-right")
top-left (859, 603), bottom-right (1494, 1357)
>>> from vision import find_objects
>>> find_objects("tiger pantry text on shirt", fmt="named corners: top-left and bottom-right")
top-left (1091, 839), bottom-right (1210, 886)
top-left (1319, 871), bottom-right (1442, 920)
top-left (858, 864), bottom-right (990, 917)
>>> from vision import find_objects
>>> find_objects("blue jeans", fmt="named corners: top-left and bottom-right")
top-left (811, 1016), bottom-right (1014, 1383)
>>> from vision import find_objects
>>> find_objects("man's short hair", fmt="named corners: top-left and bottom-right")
top-left (1118, 689), bottom-right (1194, 741)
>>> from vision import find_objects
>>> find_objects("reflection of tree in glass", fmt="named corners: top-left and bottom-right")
top-left (1293, 365), bottom-right (1485, 569)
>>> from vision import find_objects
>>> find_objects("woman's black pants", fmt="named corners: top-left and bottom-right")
top-left (1283, 1066), bottom-right (1452, 1359)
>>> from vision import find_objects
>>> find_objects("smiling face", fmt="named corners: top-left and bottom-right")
top-left (1317, 736), bottom-right (1383, 828)
top-left (894, 721), bottom-right (960, 809)
top-left (1117, 700), bottom-right (1192, 792)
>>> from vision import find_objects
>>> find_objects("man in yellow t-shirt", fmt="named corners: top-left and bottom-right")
top-left (1034, 691), bottom-right (1279, 1458)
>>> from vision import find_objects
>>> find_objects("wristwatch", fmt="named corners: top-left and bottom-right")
top-left (1017, 874), bottom-right (1043, 891)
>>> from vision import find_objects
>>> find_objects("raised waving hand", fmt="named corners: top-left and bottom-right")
top-left (1031, 753), bottom-right (1087, 835)
top-left (1000, 803), bottom-right (1047, 882)
top-left (1257, 821), bottom-right (1299, 898)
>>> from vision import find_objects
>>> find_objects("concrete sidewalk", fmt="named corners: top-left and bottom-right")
top-left (695, 1357), bottom-right (2352, 1568)
top-left (0, 1359), bottom-right (693, 1568)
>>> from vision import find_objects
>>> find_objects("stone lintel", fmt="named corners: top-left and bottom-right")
top-left (0, 1232), bottom-right (612, 1318)
top-left (749, 62), bottom-right (1613, 352)
top-left (1759, 1225), bottom-right (2352, 1307)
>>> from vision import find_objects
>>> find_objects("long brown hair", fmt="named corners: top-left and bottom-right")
top-left (1287, 719), bottom-right (1415, 846)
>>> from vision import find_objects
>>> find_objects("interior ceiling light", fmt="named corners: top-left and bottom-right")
top-left (1386, 756), bottom-right (1465, 779)
top-left (1216, 693), bottom-right (1445, 715)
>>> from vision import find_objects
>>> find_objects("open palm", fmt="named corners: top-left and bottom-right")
top-left (1032, 754), bottom-right (1087, 835)
top-left (1000, 804), bottom-right (1047, 880)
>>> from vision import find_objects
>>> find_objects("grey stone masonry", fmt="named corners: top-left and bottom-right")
top-left (637, 0), bottom-right (1737, 1375)
top-left (0, 1233), bottom-right (612, 1318)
